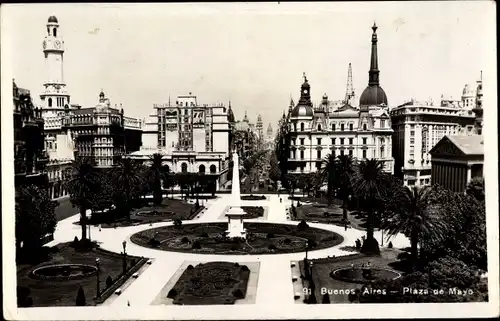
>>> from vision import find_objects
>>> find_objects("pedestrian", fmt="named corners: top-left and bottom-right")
top-left (344, 222), bottom-right (348, 231)
top-left (280, 198), bottom-right (282, 203)
top-left (127, 300), bottom-right (130, 306)
top-left (99, 224), bottom-right (101, 232)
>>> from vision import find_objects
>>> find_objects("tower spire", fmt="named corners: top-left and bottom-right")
top-left (368, 22), bottom-right (380, 86)
top-left (345, 63), bottom-right (355, 103)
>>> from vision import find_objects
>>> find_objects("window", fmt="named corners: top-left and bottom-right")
top-left (210, 165), bottom-right (217, 174)
top-left (199, 164), bottom-right (205, 174)
top-left (300, 138), bottom-right (305, 145)
top-left (362, 150), bottom-right (367, 159)
top-left (332, 123), bottom-right (336, 131)
top-left (300, 150), bottom-right (304, 159)
top-left (340, 138), bottom-right (345, 145)
top-left (381, 120), bottom-right (386, 128)
top-left (48, 98), bottom-right (52, 107)
top-left (410, 130), bottom-right (415, 136)
top-left (380, 146), bottom-right (385, 158)
top-left (362, 138), bottom-right (367, 144)
top-left (300, 123), bottom-right (305, 131)
top-left (53, 28), bottom-right (57, 37)
top-left (341, 123), bottom-right (345, 131)
top-left (349, 123), bottom-right (353, 131)
top-left (410, 138), bottom-right (415, 144)
top-left (349, 150), bottom-right (353, 156)
top-left (292, 150), bottom-right (296, 158)
top-left (348, 138), bottom-right (353, 145)
top-left (294, 123), bottom-right (297, 131)
top-left (363, 124), bottom-right (367, 131)
top-left (317, 150), bottom-right (321, 159)
top-left (292, 139), bottom-right (296, 145)
top-left (181, 163), bottom-right (188, 173)
top-left (331, 138), bottom-right (336, 145)
top-left (340, 150), bottom-right (345, 156)
top-left (318, 124), bottom-right (322, 131)
top-left (317, 138), bottom-right (322, 145)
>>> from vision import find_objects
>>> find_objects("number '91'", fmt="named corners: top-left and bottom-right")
top-left (303, 288), bottom-right (312, 295)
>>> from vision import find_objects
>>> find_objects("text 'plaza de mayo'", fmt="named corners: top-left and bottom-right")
top-left (13, 17), bottom-right (484, 199)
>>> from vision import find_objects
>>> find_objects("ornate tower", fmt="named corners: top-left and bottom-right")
top-left (359, 22), bottom-right (388, 111)
top-left (40, 15), bottom-right (70, 118)
top-left (472, 71), bottom-right (483, 134)
top-left (256, 114), bottom-right (264, 139)
top-left (344, 63), bottom-right (356, 105)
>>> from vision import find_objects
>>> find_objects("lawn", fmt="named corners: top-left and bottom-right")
top-left (300, 249), bottom-right (403, 304)
top-left (166, 262), bottom-right (250, 305)
top-left (293, 203), bottom-right (346, 226)
top-left (81, 198), bottom-right (204, 228)
top-left (16, 242), bottom-right (146, 307)
top-left (131, 222), bottom-right (344, 255)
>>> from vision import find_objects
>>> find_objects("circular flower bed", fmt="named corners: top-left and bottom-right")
top-left (131, 222), bottom-right (343, 255)
top-left (30, 264), bottom-right (98, 281)
top-left (136, 210), bottom-right (175, 217)
top-left (330, 267), bottom-right (401, 284)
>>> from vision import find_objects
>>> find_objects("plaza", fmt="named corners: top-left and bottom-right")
top-left (40, 192), bottom-right (410, 307)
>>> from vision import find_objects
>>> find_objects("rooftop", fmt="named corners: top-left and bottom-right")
top-left (447, 135), bottom-right (484, 155)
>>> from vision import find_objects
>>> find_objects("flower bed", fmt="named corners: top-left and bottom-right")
top-left (241, 195), bottom-right (266, 201)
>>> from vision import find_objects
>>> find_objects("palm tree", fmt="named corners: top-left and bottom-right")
top-left (320, 153), bottom-right (336, 205)
top-left (351, 159), bottom-right (392, 255)
top-left (66, 157), bottom-right (99, 240)
top-left (145, 153), bottom-right (165, 206)
top-left (335, 155), bottom-right (355, 221)
top-left (111, 158), bottom-right (145, 219)
top-left (383, 185), bottom-right (449, 267)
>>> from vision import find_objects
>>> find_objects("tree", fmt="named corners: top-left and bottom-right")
top-left (65, 157), bottom-right (99, 240)
top-left (466, 177), bottom-right (485, 202)
top-left (75, 286), bottom-right (86, 306)
top-left (15, 185), bottom-right (57, 250)
top-left (285, 174), bottom-right (299, 197)
top-left (335, 155), bottom-right (355, 220)
top-left (321, 293), bottom-right (331, 304)
top-left (320, 153), bottom-right (336, 205)
top-left (111, 158), bottom-right (145, 219)
top-left (351, 159), bottom-right (392, 255)
top-left (383, 185), bottom-right (449, 267)
top-left (89, 169), bottom-right (114, 214)
top-left (145, 153), bottom-right (166, 205)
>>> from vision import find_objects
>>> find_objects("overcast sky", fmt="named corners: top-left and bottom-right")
top-left (2, 2), bottom-right (495, 126)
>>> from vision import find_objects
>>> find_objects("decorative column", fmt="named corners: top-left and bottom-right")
top-left (466, 164), bottom-right (472, 184)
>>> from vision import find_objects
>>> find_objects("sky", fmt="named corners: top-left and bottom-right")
top-left (2, 2), bottom-right (495, 127)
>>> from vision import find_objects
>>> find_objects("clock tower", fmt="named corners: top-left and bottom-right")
top-left (40, 15), bottom-right (70, 118)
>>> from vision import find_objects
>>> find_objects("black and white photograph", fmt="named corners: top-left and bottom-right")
top-left (1, 2), bottom-right (498, 320)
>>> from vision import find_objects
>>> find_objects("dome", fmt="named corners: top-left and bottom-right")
top-left (359, 85), bottom-right (388, 107)
top-left (462, 84), bottom-right (475, 96)
top-left (291, 105), bottom-right (314, 117)
top-left (48, 16), bottom-right (58, 23)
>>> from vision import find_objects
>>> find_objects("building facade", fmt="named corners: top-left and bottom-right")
top-left (13, 81), bottom-right (49, 189)
top-left (429, 135), bottom-right (484, 193)
top-left (128, 94), bottom-right (232, 189)
top-left (286, 23), bottom-right (394, 175)
top-left (391, 72), bottom-right (483, 187)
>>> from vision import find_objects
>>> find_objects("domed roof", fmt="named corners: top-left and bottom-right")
top-left (48, 16), bottom-right (58, 23)
top-left (462, 84), bottom-right (475, 96)
top-left (359, 85), bottom-right (388, 107)
top-left (291, 105), bottom-right (314, 117)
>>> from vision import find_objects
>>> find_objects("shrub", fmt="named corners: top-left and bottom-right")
top-left (173, 218), bottom-right (183, 229)
top-left (397, 252), bottom-right (411, 261)
top-left (148, 238), bottom-right (160, 247)
top-left (233, 289), bottom-right (244, 298)
top-left (106, 276), bottom-right (113, 288)
top-left (266, 233), bottom-right (275, 239)
top-left (241, 265), bottom-right (250, 272)
top-left (388, 241), bottom-right (393, 248)
top-left (234, 263), bottom-right (240, 267)
top-left (73, 236), bottom-right (79, 245)
top-left (167, 288), bottom-right (178, 298)
top-left (200, 232), bottom-right (209, 238)
top-left (181, 237), bottom-right (190, 243)
top-left (324, 211), bottom-right (329, 217)
top-left (322, 293), bottom-right (331, 304)
top-left (187, 264), bottom-right (194, 270)
top-left (268, 244), bottom-right (277, 250)
top-left (75, 286), bottom-right (86, 306)
top-left (192, 241), bottom-right (201, 249)
top-left (297, 220), bottom-right (309, 231)
top-left (284, 238), bottom-right (291, 245)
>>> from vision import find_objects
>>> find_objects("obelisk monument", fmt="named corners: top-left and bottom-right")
top-left (225, 151), bottom-right (247, 239)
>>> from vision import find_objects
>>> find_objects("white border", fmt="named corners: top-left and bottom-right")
top-left (2, 2), bottom-right (499, 320)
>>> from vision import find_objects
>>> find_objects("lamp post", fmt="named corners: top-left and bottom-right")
top-left (122, 240), bottom-right (127, 274)
top-left (305, 240), bottom-right (309, 261)
top-left (88, 224), bottom-right (92, 242)
top-left (95, 258), bottom-right (100, 299)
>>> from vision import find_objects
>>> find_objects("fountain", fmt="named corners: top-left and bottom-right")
top-left (225, 152), bottom-right (247, 239)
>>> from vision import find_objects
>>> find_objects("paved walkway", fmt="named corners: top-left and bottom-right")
top-left (48, 193), bottom-right (410, 308)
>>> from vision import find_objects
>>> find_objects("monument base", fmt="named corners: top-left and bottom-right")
top-left (226, 206), bottom-right (247, 240)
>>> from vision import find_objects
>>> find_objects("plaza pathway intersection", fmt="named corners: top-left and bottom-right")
top-left (48, 194), bottom-right (410, 307)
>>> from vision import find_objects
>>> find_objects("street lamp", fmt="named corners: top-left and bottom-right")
top-left (88, 224), bottom-right (92, 242)
top-left (122, 240), bottom-right (127, 274)
top-left (305, 240), bottom-right (309, 261)
top-left (95, 258), bottom-right (101, 299)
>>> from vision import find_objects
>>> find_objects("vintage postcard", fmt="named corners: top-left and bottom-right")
top-left (1, 2), bottom-right (498, 320)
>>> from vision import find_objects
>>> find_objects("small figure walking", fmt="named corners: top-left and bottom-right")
top-left (344, 222), bottom-right (348, 231)
top-left (280, 198), bottom-right (282, 203)
top-left (127, 300), bottom-right (130, 306)
top-left (98, 224), bottom-right (102, 232)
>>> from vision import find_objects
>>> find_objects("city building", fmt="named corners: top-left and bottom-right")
top-left (231, 111), bottom-right (258, 159)
top-left (429, 135), bottom-right (484, 193)
top-left (35, 16), bottom-right (143, 197)
top-left (264, 122), bottom-right (274, 150)
top-left (286, 23), bottom-right (394, 175)
top-left (128, 94), bottom-right (232, 190)
top-left (390, 72), bottom-right (482, 187)
top-left (13, 80), bottom-right (49, 189)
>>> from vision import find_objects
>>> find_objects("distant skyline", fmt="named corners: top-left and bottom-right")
top-left (2, 2), bottom-right (495, 126)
